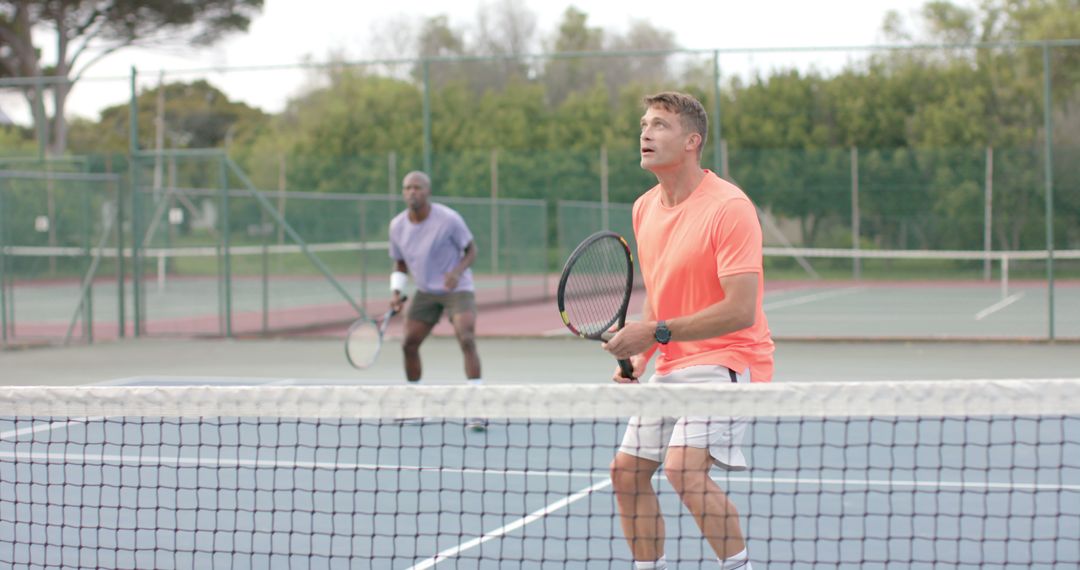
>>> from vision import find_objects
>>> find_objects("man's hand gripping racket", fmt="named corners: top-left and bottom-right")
top-left (556, 231), bottom-right (637, 381)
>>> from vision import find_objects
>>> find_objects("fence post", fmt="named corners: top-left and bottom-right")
top-left (107, 155), bottom-right (125, 338)
top-left (422, 60), bottom-right (432, 175)
top-left (154, 73), bottom-right (165, 202)
top-left (542, 201), bottom-right (549, 299)
top-left (82, 179), bottom-right (93, 342)
top-left (220, 155), bottom-right (232, 337)
top-left (277, 153), bottom-right (287, 246)
top-left (129, 67), bottom-right (143, 337)
top-left (503, 195), bottom-right (512, 303)
top-left (491, 149), bottom-right (499, 274)
top-left (851, 146), bottom-right (861, 281)
top-left (600, 146), bottom-right (609, 231)
top-left (261, 201), bottom-right (269, 335)
top-left (387, 151), bottom-right (397, 224)
top-left (46, 162), bottom-right (56, 273)
top-left (1042, 42), bottom-right (1055, 340)
top-left (0, 179), bottom-right (7, 345)
top-left (984, 146), bottom-right (993, 281)
top-left (721, 139), bottom-right (730, 180)
top-left (359, 200), bottom-right (368, 315)
top-left (712, 50), bottom-right (724, 176)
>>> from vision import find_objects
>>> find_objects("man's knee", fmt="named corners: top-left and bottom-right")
top-left (402, 334), bottom-right (425, 352)
top-left (663, 450), bottom-right (713, 494)
top-left (610, 454), bottom-right (655, 494)
top-left (457, 333), bottom-right (477, 353)
top-left (452, 314), bottom-right (477, 347)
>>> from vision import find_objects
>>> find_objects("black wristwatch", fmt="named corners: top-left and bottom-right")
top-left (654, 320), bottom-right (672, 344)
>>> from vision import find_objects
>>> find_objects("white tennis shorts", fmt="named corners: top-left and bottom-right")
top-left (619, 364), bottom-right (751, 471)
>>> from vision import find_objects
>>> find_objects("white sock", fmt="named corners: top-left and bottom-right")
top-left (719, 548), bottom-right (750, 569)
top-left (634, 556), bottom-right (667, 569)
top-left (467, 378), bottom-right (483, 386)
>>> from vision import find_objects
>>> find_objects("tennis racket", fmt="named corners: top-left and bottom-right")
top-left (345, 297), bottom-right (406, 369)
top-left (557, 231), bottom-right (636, 379)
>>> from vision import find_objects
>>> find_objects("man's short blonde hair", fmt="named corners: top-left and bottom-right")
top-left (643, 92), bottom-right (708, 154)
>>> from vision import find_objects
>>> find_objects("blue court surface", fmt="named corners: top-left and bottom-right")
top-left (2, 377), bottom-right (1079, 569)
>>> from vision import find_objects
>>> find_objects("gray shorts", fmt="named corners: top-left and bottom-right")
top-left (406, 290), bottom-right (477, 325)
top-left (619, 364), bottom-right (752, 471)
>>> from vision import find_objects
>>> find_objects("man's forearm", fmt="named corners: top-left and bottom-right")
top-left (666, 299), bottom-right (755, 341)
top-left (654, 272), bottom-right (758, 342)
top-left (451, 244), bottom-right (477, 276)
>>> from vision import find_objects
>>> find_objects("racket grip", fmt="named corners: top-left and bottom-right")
top-left (617, 358), bottom-right (635, 380)
top-left (390, 295), bottom-right (409, 316)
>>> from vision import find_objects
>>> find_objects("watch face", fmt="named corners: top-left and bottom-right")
top-left (655, 323), bottom-right (671, 344)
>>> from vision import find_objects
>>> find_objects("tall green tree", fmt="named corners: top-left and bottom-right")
top-left (274, 70), bottom-right (423, 195)
top-left (470, 0), bottom-right (538, 93)
top-left (412, 15), bottom-right (468, 92)
top-left (69, 80), bottom-right (266, 155)
top-left (543, 7), bottom-right (604, 106)
top-left (0, 0), bottom-right (263, 155)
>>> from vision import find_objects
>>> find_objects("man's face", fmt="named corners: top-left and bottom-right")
top-left (402, 174), bottom-right (431, 211)
top-left (639, 105), bottom-right (694, 172)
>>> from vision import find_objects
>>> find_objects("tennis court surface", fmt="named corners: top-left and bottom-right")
top-left (2, 377), bottom-right (1078, 568)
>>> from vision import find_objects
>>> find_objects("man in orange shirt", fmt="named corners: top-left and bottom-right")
top-left (603, 91), bottom-right (774, 570)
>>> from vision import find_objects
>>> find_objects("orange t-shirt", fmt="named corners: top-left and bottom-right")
top-left (633, 170), bottom-right (775, 381)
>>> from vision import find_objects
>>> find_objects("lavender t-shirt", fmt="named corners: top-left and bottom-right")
top-left (389, 203), bottom-right (475, 294)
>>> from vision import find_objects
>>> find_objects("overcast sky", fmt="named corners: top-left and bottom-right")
top-left (3, 0), bottom-right (937, 125)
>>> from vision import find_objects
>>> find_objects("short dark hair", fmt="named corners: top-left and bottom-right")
top-left (402, 170), bottom-right (431, 189)
top-left (643, 92), bottom-right (708, 154)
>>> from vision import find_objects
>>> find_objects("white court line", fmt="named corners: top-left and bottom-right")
top-left (975, 292), bottom-right (1025, 321)
top-left (406, 478), bottom-right (613, 570)
top-left (0, 450), bottom-right (599, 480)
top-left (93, 376), bottom-right (295, 386)
top-left (717, 473), bottom-right (1080, 492)
top-left (763, 286), bottom-right (866, 311)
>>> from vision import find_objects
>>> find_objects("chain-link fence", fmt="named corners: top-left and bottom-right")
top-left (2, 40), bottom-right (1079, 342)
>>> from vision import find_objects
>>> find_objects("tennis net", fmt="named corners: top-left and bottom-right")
top-left (2, 379), bottom-right (1078, 568)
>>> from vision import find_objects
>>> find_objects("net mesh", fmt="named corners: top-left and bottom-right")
top-left (2, 379), bottom-right (1078, 568)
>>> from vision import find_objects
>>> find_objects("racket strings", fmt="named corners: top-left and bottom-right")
top-left (346, 320), bottom-right (382, 366)
top-left (564, 239), bottom-right (630, 335)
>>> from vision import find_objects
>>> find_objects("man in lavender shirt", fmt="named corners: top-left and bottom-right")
top-left (388, 171), bottom-right (484, 427)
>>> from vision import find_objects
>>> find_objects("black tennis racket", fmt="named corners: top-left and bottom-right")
top-left (557, 231), bottom-right (636, 379)
top-left (345, 297), bottom-right (406, 369)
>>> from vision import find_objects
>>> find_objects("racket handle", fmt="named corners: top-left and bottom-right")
top-left (617, 358), bottom-right (635, 380)
top-left (389, 295), bottom-right (409, 317)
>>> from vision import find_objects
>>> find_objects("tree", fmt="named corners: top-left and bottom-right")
top-left (468, 0), bottom-right (538, 93)
top-left (412, 15), bottom-right (468, 91)
top-left (877, 0), bottom-right (1080, 249)
top-left (271, 69), bottom-right (424, 195)
top-left (543, 7), bottom-right (604, 105)
top-left (0, 0), bottom-right (264, 156)
top-left (70, 79), bottom-right (267, 155)
top-left (0, 123), bottom-right (34, 154)
top-left (604, 20), bottom-right (678, 93)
